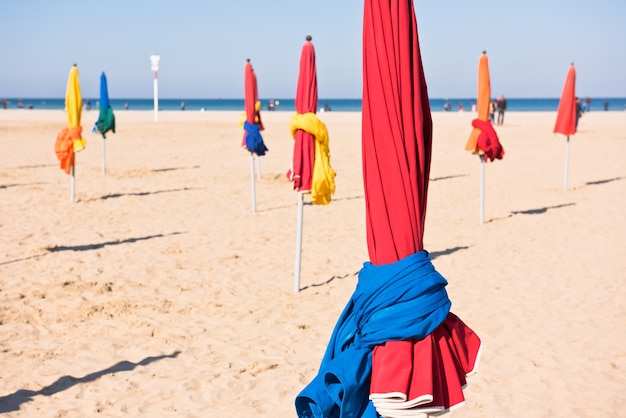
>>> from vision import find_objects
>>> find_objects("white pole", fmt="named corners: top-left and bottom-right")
top-left (70, 164), bottom-right (75, 203)
top-left (102, 138), bottom-right (106, 175)
top-left (564, 136), bottom-right (570, 191)
top-left (153, 74), bottom-right (159, 122)
top-left (250, 153), bottom-right (256, 214)
top-left (479, 155), bottom-right (485, 223)
top-left (256, 155), bottom-right (262, 180)
top-left (294, 192), bottom-right (304, 293)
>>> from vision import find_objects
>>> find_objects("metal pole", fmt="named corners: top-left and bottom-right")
top-left (294, 192), bottom-right (304, 293)
top-left (70, 164), bottom-right (75, 203)
top-left (479, 155), bottom-right (485, 223)
top-left (256, 155), bottom-right (261, 180)
top-left (250, 153), bottom-right (256, 214)
top-left (564, 136), bottom-right (570, 191)
top-left (102, 138), bottom-right (106, 175)
top-left (153, 73), bottom-right (159, 122)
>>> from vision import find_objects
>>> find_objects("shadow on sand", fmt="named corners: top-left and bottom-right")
top-left (46, 232), bottom-right (184, 252)
top-left (0, 351), bottom-right (181, 413)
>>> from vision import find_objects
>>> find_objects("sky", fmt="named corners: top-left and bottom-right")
top-left (1, 0), bottom-right (625, 100)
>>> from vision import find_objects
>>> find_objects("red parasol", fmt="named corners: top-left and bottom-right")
top-left (554, 64), bottom-right (576, 190)
top-left (288, 35), bottom-right (317, 194)
top-left (294, 3), bottom-right (479, 416)
top-left (241, 59), bottom-right (267, 213)
top-left (289, 36), bottom-right (335, 292)
top-left (363, 0), bottom-right (481, 416)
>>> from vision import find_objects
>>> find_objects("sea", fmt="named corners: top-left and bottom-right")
top-left (3, 97), bottom-right (626, 112)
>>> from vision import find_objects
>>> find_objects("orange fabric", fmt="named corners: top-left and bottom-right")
top-left (465, 52), bottom-right (491, 153)
top-left (54, 126), bottom-right (82, 174)
top-left (554, 64), bottom-right (576, 136)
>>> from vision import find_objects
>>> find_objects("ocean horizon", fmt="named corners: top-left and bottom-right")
top-left (2, 97), bottom-right (626, 112)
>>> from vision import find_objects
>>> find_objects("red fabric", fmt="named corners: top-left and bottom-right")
top-left (363, 0), bottom-right (481, 414)
top-left (242, 60), bottom-right (264, 148)
top-left (471, 119), bottom-right (505, 162)
top-left (554, 64), bottom-right (576, 136)
top-left (290, 39), bottom-right (317, 192)
top-left (54, 126), bottom-right (82, 174)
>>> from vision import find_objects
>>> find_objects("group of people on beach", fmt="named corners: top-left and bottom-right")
top-left (489, 95), bottom-right (507, 125)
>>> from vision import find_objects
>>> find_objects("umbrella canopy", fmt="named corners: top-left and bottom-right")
top-left (554, 64), bottom-right (577, 136)
top-left (242, 59), bottom-right (267, 156)
top-left (288, 36), bottom-right (335, 204)
top-left (465, 51), bottom-right (504, 162)
top-left (95, 72), bottom-right (116, 138)
top-left (55, 64), bottom-right (87, 174)
top-left (295, 1), bottom-right (481, 417)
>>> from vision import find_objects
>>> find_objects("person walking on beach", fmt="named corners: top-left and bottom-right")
top-left (496, 95), bottom-right (507, 125)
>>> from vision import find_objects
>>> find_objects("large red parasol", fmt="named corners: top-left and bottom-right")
top-left (295, 2), bottom-right (481, 417)
top-left (554, 64), bottom-right (576, 190)
top-left (363, 2), bottom-right (481, 415)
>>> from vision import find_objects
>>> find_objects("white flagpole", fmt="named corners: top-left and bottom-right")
top-left (563, 136), bottom-right (570, 191)
top-left (294, 192), bottom-right (304, 293)
top-left (250, 153), bottom-right (256, 214)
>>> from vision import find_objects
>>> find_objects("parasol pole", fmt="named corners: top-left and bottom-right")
top-left (250, 152), bottom-right (256, 213)
top-left (256, 155), bottom-right (262, 180)
top-left (479, 155), bottom-right (485, 223)
top-left (102, 138), bottom-right (106, 175)
top-left (563, 136), bottom-right (570, 191)
top-left (294, 192), bottom-right (304, 293)
top-left (150, 54), bottom-right (160, 122)
top-left (70, 164), bottom-right (75, 203)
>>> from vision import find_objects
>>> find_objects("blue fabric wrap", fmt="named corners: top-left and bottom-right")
top-left (295, 250), bottom-right (451, 418)
top-left (243, 120), bottom-right (268, 156)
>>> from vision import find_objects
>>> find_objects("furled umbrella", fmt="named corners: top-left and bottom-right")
top-left (288, 35), bottom-right (336, 293)
top-left (553, 63), bottom-right (576, 191)
top-left (241, 59), bottom-right (267, 213)
top-left (295, 1), bottom-right (481, 417)
top-left (94, 71), bottom-right (116, 175)
top-left (465, 51), bottom-right (504, 223)
top-left (55, 64), bottom-right (87, 203)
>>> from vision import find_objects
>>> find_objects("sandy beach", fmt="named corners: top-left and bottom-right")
top-left (1, 108), bottom-right (624, 417)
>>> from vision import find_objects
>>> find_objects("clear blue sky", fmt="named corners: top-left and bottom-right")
top-left (1, 1), bottom-right (625, 99)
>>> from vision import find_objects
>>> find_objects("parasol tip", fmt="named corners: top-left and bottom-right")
top-left (73, 63), bottom-right (77, 67)
top-left (570, 62), bottom-right (575, 66)
top-left (482, 50), bottom-right (487, 54)
top-left (306, 35), bottom-right (312, 41)
top-left (246, 58), bottom-right (250, 62)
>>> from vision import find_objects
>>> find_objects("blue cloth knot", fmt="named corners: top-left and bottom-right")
top-left (243, 120), bottom-right (268, 156)
top-left (295, 250), bottom-right (451, 418)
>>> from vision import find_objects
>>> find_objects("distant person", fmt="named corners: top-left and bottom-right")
top-left (17, 99), bottom-right (24, 109)
top-left (323, 102), bottom-right (332, 112)
top-left (584, 96), bottom-right (592, 112)
top-left (125, 102), bottom-right (129, 110)
top-left (458, 102), bottom-right (464, 112)
top-left (443, 101), bottom-right (451, 112)
top-left (471, 102), bottom-right (477, 112)
top-left (604, 101), bottom-right (609, 111)
top-left (496, 95), bottom-right (507, 125)
top-left (489, 100), bottom-right (497, 123)
top-left (575, 97), bottom-right (583, 131)
top-left (268, 99), bottom-right (276, 111)
top-left (181, 101), bottom-right (185, 111)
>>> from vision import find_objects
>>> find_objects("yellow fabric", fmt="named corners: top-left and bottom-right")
top-left (290, 113), bottom-right (336, 205)
top-left (238, 101), bottom-right (263, 127)
top-left (66, 66), bottom-right (87, 152)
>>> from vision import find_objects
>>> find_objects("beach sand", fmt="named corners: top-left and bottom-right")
top-left (1, 108), bottom-right (624, 417)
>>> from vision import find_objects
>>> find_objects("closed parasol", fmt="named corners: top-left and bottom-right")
top-left (295, 2), bottom-right (481, 417)
top-left (553, 63), bottom-right (576, 190)
top-left (289, 35), bottom-right (336, 292)
top-left (241, 59), bottom-right (268, 213)
top-left (54, 64), bottom-right (87, 203)
top-left (465, 51), bottom-right (504, 223)
top-left (95, 71), bottom-right (116, 175)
